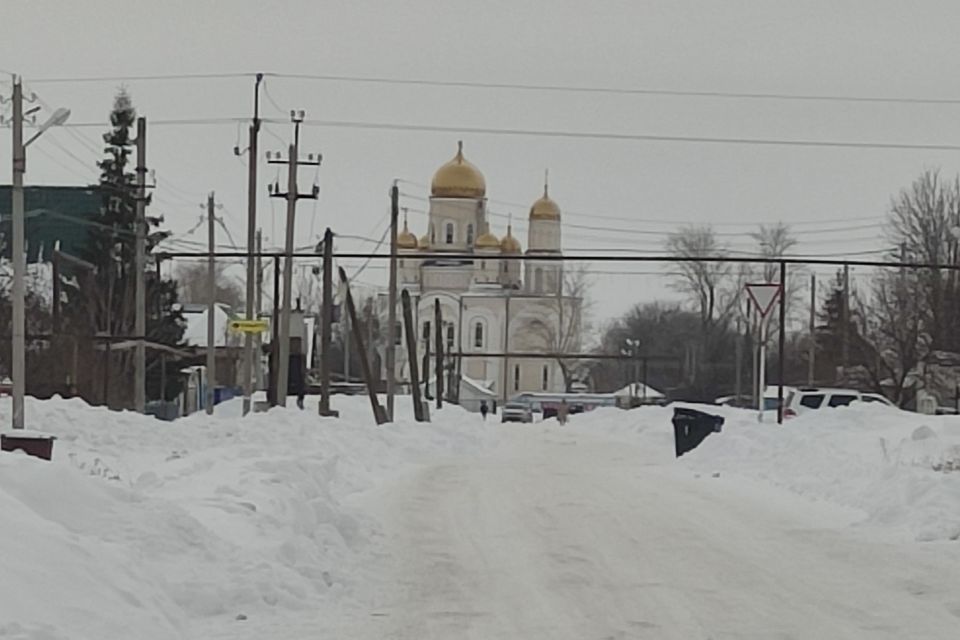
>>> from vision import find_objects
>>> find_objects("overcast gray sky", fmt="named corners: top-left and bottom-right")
top-left (4, 0), bottom-right (960, 322)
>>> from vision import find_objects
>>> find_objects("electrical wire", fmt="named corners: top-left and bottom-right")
top-left (26, 70), bottom-right (960, 107)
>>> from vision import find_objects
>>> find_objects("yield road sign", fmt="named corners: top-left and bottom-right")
top-left (745, 283), bottom-right (782, 318)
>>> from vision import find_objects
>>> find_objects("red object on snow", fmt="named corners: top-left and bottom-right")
top-left (1, 434), bottom-right (56, 461)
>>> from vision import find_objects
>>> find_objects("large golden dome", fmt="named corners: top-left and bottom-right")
top-left (431, 141), bottom-right (486, 199)
top-left (500, 225), bottom-right (522, 253)
top-left (529, 182), bottom-right (560, 221)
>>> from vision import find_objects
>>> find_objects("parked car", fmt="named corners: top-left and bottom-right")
top-left (501, 401), bottom-right (534, 423)
top-left (783, 387), bottom-right (894, 418)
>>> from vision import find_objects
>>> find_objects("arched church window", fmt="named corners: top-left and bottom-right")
top-left (542, 365), bottom-right (549, 390)
top-left (446, 324), bottom-right (455, 349)
top-left (514, 365), bottom-right (520, 391)
top-left (422, 320), bottom-right (431, 342)
top-left (474, 321), bottom-right (484, 348)
top-left (445, 223), bottom-right (454, 244)
top-left (466, 224), bottom-right (474, 245)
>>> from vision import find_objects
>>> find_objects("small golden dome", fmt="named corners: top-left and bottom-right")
top-left (530, 192), bottom-right (560, 221)
top-left (397, 217), bottom-right (418, 249)
top-left (418, 233), bottom-right (431, 250)
top-left (431, 141), bottom-right (486, 199)
top-left (475, 230), bottom-right (501, 250)
top-left (500, 225), bottom-right (522, 253)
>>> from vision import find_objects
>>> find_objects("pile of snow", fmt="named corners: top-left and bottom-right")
top-left (676, 403), bottom-right (960, 542)
top-left (0, 395), bottom-right (491, 640)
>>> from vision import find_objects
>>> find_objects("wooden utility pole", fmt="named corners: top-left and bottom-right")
top-left (423, 322), bottom-right (431, 399)
top-left (338, 267), bottom-right (386, 424)
top-left (319, 228), bottom-right (336, 416)
top-left (402, 289), bottom-right (425, 421)
top-left (386, 183), bottom-right (399, 421)
top-left (777, 261), bottom-right (787, 424)
top-left (270, 254), bottom-right (280, 406)
top-left (434, 300), bottom-right (444, 410)
top-left (241, 73), bottom-right (263, 416)
top-left (205, 192), bottom-right (217, 415)
top-left (808, 272), bottom-right (816, 385)
top-left (734, 317), bottom-right (742, 401)
top-left (134, 116), bottom-right (147, 413)
top-left (842, 263), bottom-right (850, 375)
top-left (254, 229), bottom-right (264, 392)
top-left (501, 289), bottom-right (512, 407)
top-left (266, 111), bottom-right (320, 407)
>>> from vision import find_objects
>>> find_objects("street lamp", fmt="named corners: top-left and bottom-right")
top-left (622, 338), bottom-right (641, 403)
top-left (8, 76), bottom-right (70, 431)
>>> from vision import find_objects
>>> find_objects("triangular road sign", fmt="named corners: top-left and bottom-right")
top-left (746, 283), bottom-right (781, 318)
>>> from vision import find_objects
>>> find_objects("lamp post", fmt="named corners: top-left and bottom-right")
top-left (623, 338), bottom-right (641, 404)
top-left (7, 76), bottom-right (70, 430)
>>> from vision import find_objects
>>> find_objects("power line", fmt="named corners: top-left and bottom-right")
top-left (26, 70), bottom-right (960, 106)
top-left (51, 116), bottom-right (960, 152)
top-left (295, 118), bottom-right (960, 152)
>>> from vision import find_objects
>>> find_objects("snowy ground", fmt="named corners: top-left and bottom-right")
top-left (2, 396), bottom-right (960, 638)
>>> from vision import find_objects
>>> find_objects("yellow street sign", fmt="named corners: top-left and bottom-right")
top-left (229, 319), bottom-right (269, 334)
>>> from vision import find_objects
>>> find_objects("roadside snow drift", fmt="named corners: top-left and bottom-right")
top-left (0, 396), bottom-right (489, 640)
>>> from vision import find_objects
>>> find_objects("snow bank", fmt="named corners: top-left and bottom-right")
top-left (0, 395), bottom-right (490, 640)
top-left (676, 403), bottom-right (960, 542)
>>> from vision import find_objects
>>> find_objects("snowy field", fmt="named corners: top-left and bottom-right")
top-left (1, 395), bottom-right (960, 639)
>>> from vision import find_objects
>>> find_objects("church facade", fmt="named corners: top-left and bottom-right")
top-left (381, 142), bottom-right (581, 405)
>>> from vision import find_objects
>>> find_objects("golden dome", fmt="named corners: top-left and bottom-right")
top-left (529, 183), bottom-right (560, 221)
top-left (500, 225), bottom-right (522, 253)
top-left (418, 232), bottom-right (431, 250)
top-left (431, 141), bottom-right (486, 199)
top-left (475, 230), bottom-right (501, 250)
top-left (397, 217), bottom-right (418, 249)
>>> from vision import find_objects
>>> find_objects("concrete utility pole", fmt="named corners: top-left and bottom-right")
top-left (134, 116), bottom-right (147, 414)
top-left (435, 299), bottom-right (443, 411)
top-left (10, 78), bottom-right (26, 430)
top-left (206, 192), bottom-right (217, 415)
top-left (241, 74), bottom-right (263, 416)
top-left (267, 111), bottom-right (320, 407)
top-left (386, 183), bottom-right (399, 421)
top-left (5, 76), bottom-right (70, 430)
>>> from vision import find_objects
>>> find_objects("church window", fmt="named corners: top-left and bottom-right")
top-left (474, 321), bottom-right (484, 348)
top-left (514, 365), bottom-right (520, 391)
top-left (466, 224), bottom-right (474, 245)
top-left (395, 322), bottom-right (402, 346)
top-left (535, 267), bottom-right (544, 293)
top-left (422, 320), bottom-right (431, 342)
top-left (480, 260), bottom-right (486, 270)
top-left (446, 324), bottom-right (455, 350)
top-left (542, 365), bottom-right (549, 390)
top-left (445, 223), bottom-right (454, 244)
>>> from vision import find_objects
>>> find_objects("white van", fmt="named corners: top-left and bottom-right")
top-left (783, 387), bottom-right (894, 419)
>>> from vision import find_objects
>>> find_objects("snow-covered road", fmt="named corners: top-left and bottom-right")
top-left (349, 429), bottom-right (960, 640)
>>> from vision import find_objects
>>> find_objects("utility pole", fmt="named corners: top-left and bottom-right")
top-left (241, 74), bottom-right (263, 416)
top-left (4, 76), bottom-right (69, 430)
top-left (434, 299), bottom-right (443, 410)
top-left (734, 317), bottom-right (743, 401)
top-left (842, 263), bottom-right (850, 375)
top-left (386, 183), bottom-right (399, 421)
top-left (808, 273), bottom-right (816, 385)
top-left (318, 228), bottom-right (336, 416)
top-left (254, 229), bottom-right (264, 393)
top-left (9, 77), bottom-right (26, 429)
top-left (206, 192), bottom-right (217, 415)
top-left (267, 111), bottom-right (320, 407)
top-left (134, 116), bottom-right (147, 414)
top-left (777, 261), bottom-right (787, 424)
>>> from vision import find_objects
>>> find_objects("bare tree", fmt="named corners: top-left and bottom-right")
top-left (175, 262), bottom-right (245, 311)
top-left (887, 170), bottom-right (960, 352)
top-left (526, 263), bottom-right (592, 391)
top-left (667, 226), bottom-right (742, 365)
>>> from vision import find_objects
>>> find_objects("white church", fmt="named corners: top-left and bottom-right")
top-left (382, 142), bottom-right (581, 407)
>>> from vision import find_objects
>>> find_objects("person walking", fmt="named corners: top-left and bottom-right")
top-left (479, 400), bottom-right (489, 421)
